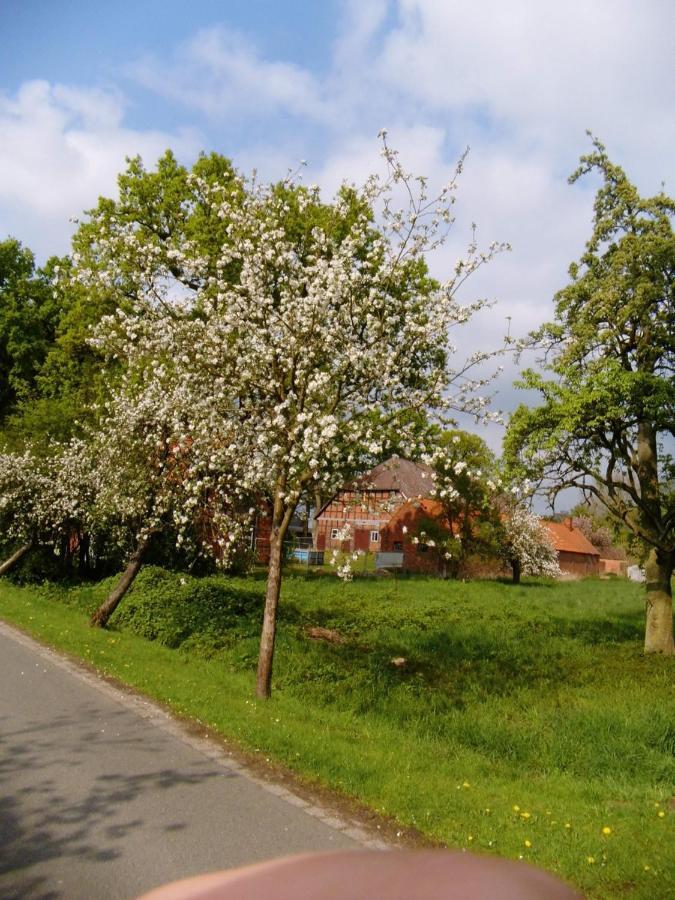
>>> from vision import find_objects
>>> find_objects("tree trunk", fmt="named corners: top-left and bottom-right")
top-left (256, 501), bottom-right (293, 699)
top-left (311, 490), bottom-right (323, 545)
top-left (644, 548), bottom-right (674, 655)
top-left (511, 558), bottom-right (521, 585)
top-left (0, 543), bottom-right (31, 577)
top-left (78, 533), bottom-right (90, 575)
top-left (90, 536), bottom-right (149, 628)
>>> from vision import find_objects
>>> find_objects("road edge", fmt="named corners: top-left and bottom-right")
top-left (0, 617), bottom-right (391, 852)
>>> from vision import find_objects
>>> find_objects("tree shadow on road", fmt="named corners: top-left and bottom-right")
top-left (0, 706), bottom-right (233, 899)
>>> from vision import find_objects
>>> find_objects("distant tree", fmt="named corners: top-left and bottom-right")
top-left (505, 136), bottom-right (674, 654)
top-left (570, 496), bottom-right (643, 562)
top-left (571, 514), bottom-right (615, 557)
top-left (498, 502), bottom-right (561, 584)
top-left (425, 429), bottom-right (501, 576)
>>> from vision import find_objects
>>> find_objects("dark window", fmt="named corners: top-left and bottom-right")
top-left (393, 541), bottom-right (403, 552)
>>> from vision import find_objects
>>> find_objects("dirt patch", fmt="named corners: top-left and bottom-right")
top-left (304, 626), bottom-right (346, 644)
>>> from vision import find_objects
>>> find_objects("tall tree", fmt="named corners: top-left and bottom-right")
top-left (505, 136), bottom-right (674, 653)
top-left (0, 240), bottom-right (64, 430)
top-left (7, 151), bottom-right (244, 449)
top-left (84, 140), bottom-right (506, 696)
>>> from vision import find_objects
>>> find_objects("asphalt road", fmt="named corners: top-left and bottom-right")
top-left (0, 623), bottom-right (373, 900)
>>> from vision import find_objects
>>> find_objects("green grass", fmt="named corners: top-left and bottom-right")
top-left (1, 569), bottom-right (673, 898)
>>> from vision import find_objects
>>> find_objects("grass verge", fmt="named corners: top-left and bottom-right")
top-left (1, 570), bottom-right (673, 898)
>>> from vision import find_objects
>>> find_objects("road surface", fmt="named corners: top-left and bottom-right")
top-left (0, 622), bottom-right (375, 899)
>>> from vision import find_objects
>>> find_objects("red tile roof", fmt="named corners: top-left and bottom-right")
top-left (542, 520), bottom-right (600, 556)
top-left (385, 498), bottom-right (459, 534)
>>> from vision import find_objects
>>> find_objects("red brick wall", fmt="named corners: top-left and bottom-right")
top-left (381, 506), bottom-right (444, 574)
top-left (599, 558), bottom-right (627, 576)
top-left (558, 551), bottom-right (599, 576)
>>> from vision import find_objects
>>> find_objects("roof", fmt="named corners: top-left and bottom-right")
top-left (542, 520), bottom-right (601, 556)
top-left (352, 456), bottom-right (435, 498)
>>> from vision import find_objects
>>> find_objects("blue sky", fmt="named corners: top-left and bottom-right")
top-left (1, 0), bottom-right (673, 472)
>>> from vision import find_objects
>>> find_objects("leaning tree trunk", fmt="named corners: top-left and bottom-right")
top-left (0, 543), bottom-right (32, 577)
top-left (511, 558), bottom-right (522, 585)
top-left (256, 502), bottom-right (293, 699)
top-left (90, 536), bottom-right (150, 628)
top-left (643, 548), bottom-right (674, 655)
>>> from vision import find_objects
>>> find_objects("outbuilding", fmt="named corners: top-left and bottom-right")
top-left (541, 518), bottom-right (600, 576)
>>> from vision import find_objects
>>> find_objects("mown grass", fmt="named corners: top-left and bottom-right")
top-left (1, 569), bottom-right (673, 898)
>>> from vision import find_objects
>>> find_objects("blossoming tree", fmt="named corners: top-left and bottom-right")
top-left (0, 439), bottom-right (96, 575)
top-left (84, 357), bottom-right (252, 627)
top-left (498, 502), bottom-right (561, 583)
top-left (424, 430), bottom-right (501, 576)
top-left (80, 139), bottom-right (506, 696)
top-left (0, 447), bottom-right (50, 573)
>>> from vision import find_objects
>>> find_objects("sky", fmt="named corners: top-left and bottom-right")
top-left (1, 0), bottom-right (673, 478)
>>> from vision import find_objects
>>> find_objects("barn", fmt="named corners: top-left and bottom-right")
top-left (542, 519), bottom-right (600, 576)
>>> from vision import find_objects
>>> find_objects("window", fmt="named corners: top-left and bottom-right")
top-left (370, 530), bottom-right (380, 543)
top-left (330, 528), bottom-right (339, 539)
top-left (393, 541), bottom-right (403, 552)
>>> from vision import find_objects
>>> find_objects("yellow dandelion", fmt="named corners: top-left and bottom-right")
top-left (513, 804), bottom-right (520, 812)
top-left (524, 840), bottom-right (532, 848)
top-left (657, 811), bottom-right (665, 818)
top-left (565, 823), bottom-right (571, 829)
top-left (462, 781), bottom-right (471, 788)
top-left (521, 811), bottom-right (531, 819)
top-left (602, 826), bottom-right (612, 835)
top-left (468, 835), bottom-right (474, 842)
top-left (587, 856), bottom-right (595, 865)
top-left (644, 865), bottom-right (651, 872)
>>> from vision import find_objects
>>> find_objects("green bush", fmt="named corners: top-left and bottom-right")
top-left (2, 544), bottom-right (67, 584)
top-left (110, 567), bottom-right (263, 652)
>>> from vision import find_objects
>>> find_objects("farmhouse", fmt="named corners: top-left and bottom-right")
top-left (380, 497), bottom-right (451, 574)
top-left (542, 518), bottom-right (600, 576)
top-left (314, 456), bottom-right (435, 554)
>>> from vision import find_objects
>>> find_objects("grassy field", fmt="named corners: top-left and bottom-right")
top-left (1, 569), bottom-right (673, 898)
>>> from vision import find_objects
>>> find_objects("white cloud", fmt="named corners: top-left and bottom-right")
top-left (0, 80), bottom-right (200, 258)
top-left (129, 26), bottom-right (332, 123)
top-left (376, 0), bottom-right (675, 176)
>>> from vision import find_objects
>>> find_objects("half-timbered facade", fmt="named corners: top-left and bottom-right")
top-left (314, 456), bottom-right (435, 554)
